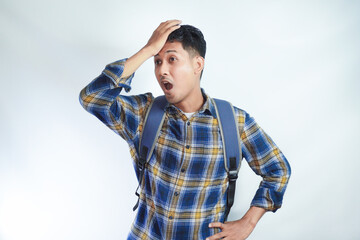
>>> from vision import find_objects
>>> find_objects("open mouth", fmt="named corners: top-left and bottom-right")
top-left (163, 82), bottom-right (173, 91)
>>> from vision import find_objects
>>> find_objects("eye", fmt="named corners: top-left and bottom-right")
top-left (169, 56), bottom-right (176, 62)
top-left (154, 59), bottom-right (162, 65)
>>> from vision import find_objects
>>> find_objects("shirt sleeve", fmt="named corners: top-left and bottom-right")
top-left (79, 58), bottom-right (153, 143)
top-left (239, 111), bottom-right (291, 212)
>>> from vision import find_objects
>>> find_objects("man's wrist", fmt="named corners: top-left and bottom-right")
top-left (122, 47), bottom-right (154, 78)
top-left (241, 206), bottom-right (266, 227)
top-left (140, 45), bottom-right (157, 58)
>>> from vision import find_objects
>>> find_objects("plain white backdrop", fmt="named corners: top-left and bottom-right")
top-left (1, 0), bottom-right (359, 239)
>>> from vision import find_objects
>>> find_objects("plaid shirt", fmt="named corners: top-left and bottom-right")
top-left (79, 59), bottom-right (291, 239)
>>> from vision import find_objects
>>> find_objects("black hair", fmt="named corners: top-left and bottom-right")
top-left (167, 25), bottom-right (206, 59)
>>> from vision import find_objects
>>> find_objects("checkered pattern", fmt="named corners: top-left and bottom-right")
top-left (79, 59), bottom-right (291, 239)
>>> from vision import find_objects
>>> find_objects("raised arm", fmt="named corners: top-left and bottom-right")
top-left (79, 20), bottom-right (182, 143)
top-left (122, 20), bottom-right (182, 78)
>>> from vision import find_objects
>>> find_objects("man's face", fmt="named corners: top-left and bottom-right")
top-left (154, 41), bottom-right (201, 109)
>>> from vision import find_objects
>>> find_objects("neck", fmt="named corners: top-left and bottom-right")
top-left (174, 88), bottom-right (204, 113)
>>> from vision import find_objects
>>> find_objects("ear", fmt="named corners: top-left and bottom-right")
top-left (193, 56), bottom-right (205, 76)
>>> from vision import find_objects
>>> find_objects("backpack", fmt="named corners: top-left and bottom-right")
top-left (133, 95), bottom-right (243, 221)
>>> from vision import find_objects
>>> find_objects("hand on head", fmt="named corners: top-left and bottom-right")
top-left (145, 20), bottom-right (182, 56)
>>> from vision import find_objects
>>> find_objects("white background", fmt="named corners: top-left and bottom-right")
top-left (1, 0), bottom-right (359, 239)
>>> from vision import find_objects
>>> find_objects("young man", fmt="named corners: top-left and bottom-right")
top-left (79, 20), bottom-right (291, 240)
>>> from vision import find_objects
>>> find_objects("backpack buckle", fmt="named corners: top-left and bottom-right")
top-left (138, 160), bottom-right (146, 171)
top-left (138, 146), bottom-right (148, 171)
top-left (228, 170), bottom-right (238, 182)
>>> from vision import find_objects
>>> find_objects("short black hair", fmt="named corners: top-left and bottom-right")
top-left (167, 25), bottom-right (206, 59)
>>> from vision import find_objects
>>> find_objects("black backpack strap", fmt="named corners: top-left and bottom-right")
top-left (133, 95), bottom-right (167, 211)
top-left (213, 98), bottom-right (242, 221)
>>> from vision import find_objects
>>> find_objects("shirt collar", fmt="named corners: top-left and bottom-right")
top-left (198, 88), bottom-right (218, 118)
top-left (165, 88), bottom-right (218, 118)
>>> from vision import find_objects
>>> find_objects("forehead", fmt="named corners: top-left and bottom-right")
top-left (156, 41), bottom-right (189, 57)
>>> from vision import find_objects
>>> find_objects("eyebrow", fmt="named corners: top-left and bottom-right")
top-left (154, 50), bottom-right (177, 57)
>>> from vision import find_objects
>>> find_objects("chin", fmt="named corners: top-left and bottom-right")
top-left (164, 95), bottom-right (179, 105)
top-left (164, 95), bottom-right (175, 103)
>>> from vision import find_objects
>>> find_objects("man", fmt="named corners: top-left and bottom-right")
top-left (79, 20), bottom-right (291, 239)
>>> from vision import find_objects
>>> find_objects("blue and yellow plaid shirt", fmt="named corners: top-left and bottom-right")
top-left (79, 59), bottom-right (291, 239)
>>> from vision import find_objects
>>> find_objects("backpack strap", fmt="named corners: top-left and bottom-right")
top-left (213, 98), bottom-right (242, 221)
top-left (132, 96), bottom-right (243, 221)
top-left (133, 95), bottom-right (167, 211)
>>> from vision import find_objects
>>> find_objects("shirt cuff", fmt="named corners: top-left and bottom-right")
top-left (102, 58), bottom-right (134, 92)
top-left (250, 188), bottom-right (284, 213)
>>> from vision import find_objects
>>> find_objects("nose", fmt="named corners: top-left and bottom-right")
top-left (157, 61), bottom-right (169, 77)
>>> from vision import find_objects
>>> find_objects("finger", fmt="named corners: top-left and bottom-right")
top-left (160, 19), bottom-right (181, 25)
top-left (160, 20), bottom-right (181, 35)
top-left (163, 19), bottom-right (182, 25)
top-left (206, 231), bottom-right (226, 240)
top-left (155, 22), bottom-right (181, 43)
top-left (157, 20), bottom-right (181, 32)
top-left (162, 19), bottom-right (181, 28)
top-left (163, 24), bottom-right (181, 36)
top-left (209, 222), bottom-right (224, 229)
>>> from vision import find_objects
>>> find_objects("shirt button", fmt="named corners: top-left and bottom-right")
top-left (186, 145), bottom-right (190, 149)
top-left (181, 168), bottom-right (185, 173)
top-left (174, 192), bottom-right (179, 196)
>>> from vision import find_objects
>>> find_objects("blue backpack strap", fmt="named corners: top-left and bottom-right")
top-left (133, 95), bottom-right (167, 211)
top-left (132, 95), bottom-right (243, 220)
top-left (213, 98), bottom-right (242, 221)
